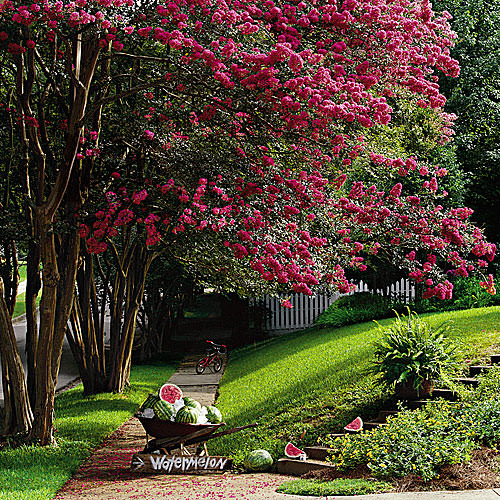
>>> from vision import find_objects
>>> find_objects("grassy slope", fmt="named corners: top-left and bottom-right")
top-left (0, 362), bottom-right (178, 500)
top-left (209, 306), bottom-right (500, 464)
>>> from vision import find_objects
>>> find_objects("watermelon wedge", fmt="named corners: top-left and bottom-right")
top-left (344, 416), bottom-right (363, 432)
top-left (285, 442), bottom-right (306, 460)
top-left (158, 383), bottom-right (183, 404)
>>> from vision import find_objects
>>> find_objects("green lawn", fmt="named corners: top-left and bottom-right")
top-left (18, 264), bottom-right (27, 283)
top-left (0, 361), bottom-right (178, 500)
top-left (209, 306), bottom-right (500, 464)
top-left (277, 478), bottom-right (393, 496)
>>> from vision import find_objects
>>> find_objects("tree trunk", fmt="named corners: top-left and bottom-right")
top-left (0, 279), bottom-right (33, 435)
top-left (107, 245), bottom-right (154, 393)
top-left (29, 208), bottom-right (80, 445)
top-left (67, 251), bottom-right (107, 394)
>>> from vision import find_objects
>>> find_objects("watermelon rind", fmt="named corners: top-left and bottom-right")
top-left (158, 383), bottom-right (183, 404)
top-left (204, 405), bottom-right (223, 424)
top-left (153, 400), bottom-right (175, 420)
top-left (284, 442), bottom-right (306, 459)
top-left (344, 416), bottom-right (363, 432)
top-left (140, 393), bottom-right (160, 411)
top-left (183, 397), bottom-right (202, 410)
top-left (175, 405), bottom-right (201, 424)
top-left (243, 450), bottom-right (273, 472)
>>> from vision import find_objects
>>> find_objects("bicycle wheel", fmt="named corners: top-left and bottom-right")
top-left (213, 355), bottom-right (223, 372)
top-left (196, 358), bottom-right (207, 374)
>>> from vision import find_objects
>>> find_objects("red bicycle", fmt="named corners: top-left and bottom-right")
top-left (196, 340), bottom-right (227, 374)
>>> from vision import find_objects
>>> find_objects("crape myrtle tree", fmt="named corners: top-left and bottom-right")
top-left (0, 0), bottom-right (496, 444)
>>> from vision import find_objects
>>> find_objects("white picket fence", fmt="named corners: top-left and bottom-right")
top-left (259, 278), bottom-right (416, 332)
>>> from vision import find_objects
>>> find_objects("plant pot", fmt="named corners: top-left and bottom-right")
top-left (395, 379), bottom-right (434, 400)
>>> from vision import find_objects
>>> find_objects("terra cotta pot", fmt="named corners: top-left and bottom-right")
top-left (396, 379), bottom-right (434, 400)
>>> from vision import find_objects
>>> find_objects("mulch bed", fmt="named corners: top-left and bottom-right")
top-left (302, 447), bottom-right (500, 492)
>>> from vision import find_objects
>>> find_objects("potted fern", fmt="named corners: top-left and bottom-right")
top-left (369, 309), bottom-right (459, 399)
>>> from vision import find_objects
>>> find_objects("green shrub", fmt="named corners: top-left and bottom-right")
top-left (460, 364), bottom-right (500, 447)
top-left (315, 293), bottom-right (406, 329)
top-left (323, 364), bottom-right (500, 482)
top-left (468, 364), bottom-right (500, 401)
top-left (276, 478), bottom-right (393, 496)
top-left (324, 400), bottom-right (477, 481)
top-left (368, 309), bottom-right (459, 393)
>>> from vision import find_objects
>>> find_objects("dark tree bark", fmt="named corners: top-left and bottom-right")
top-left (0, 279), bottom-right (33, 435)
top-left (107, 243), bottom-right (155, 393)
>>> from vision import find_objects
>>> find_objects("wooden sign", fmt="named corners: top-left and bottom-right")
top-left (131, 453), bottom-right (233, 474)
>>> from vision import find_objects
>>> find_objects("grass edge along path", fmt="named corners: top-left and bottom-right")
top-left (209, 306), bottom-right (500, 466)
top-left (0, 361), bottom-right (178, 500)
top-left (276, 478), bottom-right (394, 496)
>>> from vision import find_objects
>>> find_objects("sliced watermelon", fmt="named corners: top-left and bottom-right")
top-left (285, 442), bottom-right (306, 460)
top-left (158, 383), bottom-right (183, 404)
top-left (344, 416), bottom-right (363, 432)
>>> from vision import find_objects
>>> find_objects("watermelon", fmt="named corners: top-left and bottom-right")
top-left (153, 400), bottom-right (175, 420)
top-left (204, 405), bottom-right (223, 424)
top-left (284, 442), bottom-right (306, 460)
top-left (140, 393), bottom-right (160, 411)
top-left (344, 416), bottom-right (363, 432)
top-left (182, 397), bottom-right (202, 410)
top-left (243, 450), bottom-right (273, 472)
top-left (158, 383), bottom-right (183, 404)
top-left (175, 405), bottom-right (201, 424)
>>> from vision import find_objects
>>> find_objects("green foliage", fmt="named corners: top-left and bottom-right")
top-left (324, 356), bottom-right (500, 482)
top-left (368, 310), bottom-right (459, 391)
top-left (0, 362), bottom-right (178, 500)
top-left (324, 400), bottom-right (477, 481)
top-left (314, 293), bottom-right (406, 330)
top-left (471, 364), bottom-right (500, 401)
top-left (209, 307), bottom-right (500, 465)
top-left (460, 365), bottom-right (500, 447)
top-left (434, 0), bottom-right (500, 243)
top-left (276, 478), bottom-right (393, 496)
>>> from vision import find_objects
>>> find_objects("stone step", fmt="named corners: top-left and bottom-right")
top-left (455, 377), bottom-right (479, 387)
top-left (431, 388), bottom-right (457, 400)
top-left (375, 410), bottom-right (399, 422)
top-left (491, 354), bottom-right (500, 364)
top-left (469, 365), bottom-right (492, 377)
top-left (405, 399), bottom-right (430, 409)
top-left (363, 421), bottom-right (387, 431)
top-left (304, 446), bottom-right (331, 461)
top-left (276, 458), bottom-right (336, 476)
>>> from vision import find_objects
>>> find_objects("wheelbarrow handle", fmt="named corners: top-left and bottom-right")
top-left (206, 423), bottom-right (258, 440)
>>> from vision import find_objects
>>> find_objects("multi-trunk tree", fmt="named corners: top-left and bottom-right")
top-left (0, 0), bottom-right (495, 445)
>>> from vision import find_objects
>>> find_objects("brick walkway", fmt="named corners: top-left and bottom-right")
top-left (53, 355), bottom-right (301, 500)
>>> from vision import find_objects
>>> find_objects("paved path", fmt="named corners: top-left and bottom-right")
top-left (53, 356), bottom-right (500, 500)
top-left (54, 355), bottom-right (300, 500)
